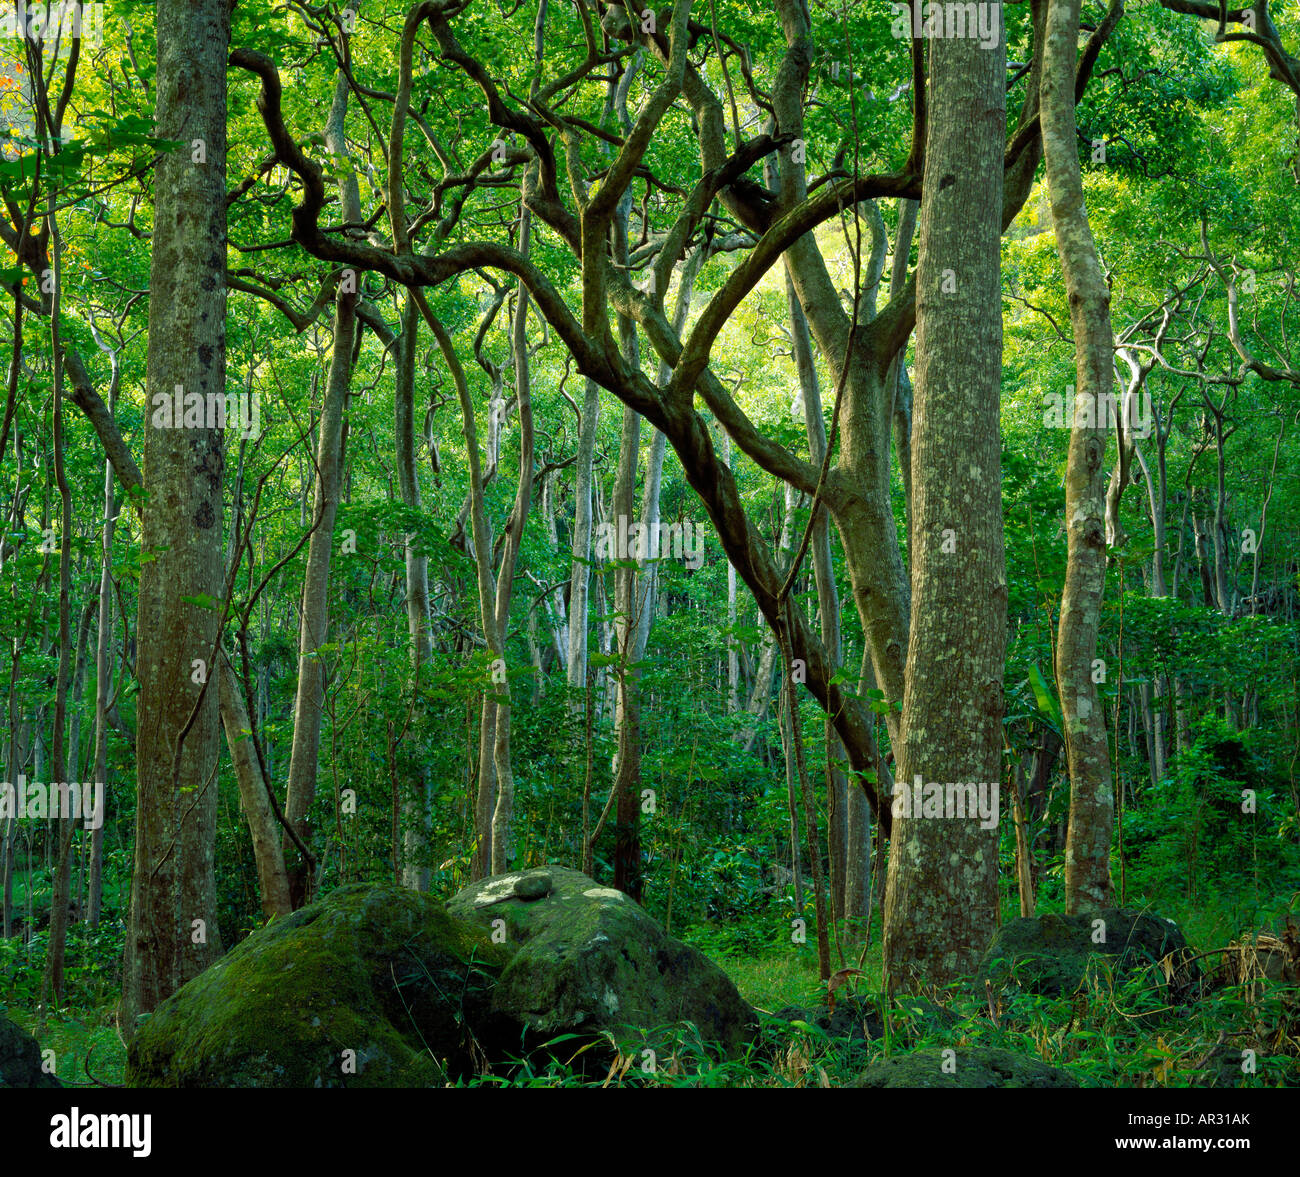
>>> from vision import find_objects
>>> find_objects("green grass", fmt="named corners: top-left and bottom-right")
top-left (5, 1005), bottom-right (127, 1088)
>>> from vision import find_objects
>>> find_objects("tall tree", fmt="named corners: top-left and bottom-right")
top-left (123, 0), bottom-right (229, 1026)
top-left (1042, 0), bottom-right (1116, 913)
top-left (282, 73), bottom-right (361, 907)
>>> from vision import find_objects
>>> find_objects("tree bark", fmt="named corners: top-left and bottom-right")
top-left (565, 376), bottom-right (601, 698)
top-left (396, 292), bottom-right (433, 890)
top-left (123, 0), bottom-right (229, 1028)
top-left (1042, 0), bottom-right (1116, 914)
top-left (489, 207), bottom-right (536, 874)
top-left (883, 11), bottom-right (1008, 990)
top-left (219, 654), bottom-right (292, 919)
top-left (283, 74), bottom-right (361, 906)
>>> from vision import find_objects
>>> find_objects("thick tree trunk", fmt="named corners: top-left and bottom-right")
top-left (883, 12), bottom-right (1008, 990)
top-left (123, 0), bottom-right (229, 1028)
top-left (1042, 0), bottom-right (1116, 914)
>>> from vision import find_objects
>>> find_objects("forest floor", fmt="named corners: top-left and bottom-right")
top-left (5, 890), bottom-right (1298, 1088)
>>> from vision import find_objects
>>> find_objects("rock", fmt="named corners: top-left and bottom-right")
top-left (978, 908), bottom-right (1198, 1000)
top-left (447, 865), bottom-right (754, 1060)
top-left (126, 884), bottom-right (510, 1088)
top-left (853, 1046), bottom-right (1079, 1088)
top-left (512, 870), bottom-right (553, 901)
top-left (0, 1013), bottom-right (62, 1088)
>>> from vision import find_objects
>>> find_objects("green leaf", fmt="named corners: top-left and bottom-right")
top-left (1027, 662), bottom-right (1063, 732)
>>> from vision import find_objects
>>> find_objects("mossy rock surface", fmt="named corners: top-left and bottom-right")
top-left (978, 908), bottom-right (1198, 1000)
top-left (853, 1046), bottom-right (1079, 1089)
top-left (447, 865), bottom-right (754, 1059)
top-left (0, 1014), bottom-right (61, 1088)
top-left (126, 884), bottom-right (509, 1088)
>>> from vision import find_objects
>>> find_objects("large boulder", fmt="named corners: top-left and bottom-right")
top-left (978, 908), bottom-right (1198, 1000)
top-left (447, 865), bottom-right (754, 1059)
top-left (854, 1046), bottom-right (1079, 1088)
top-left (127, 884), bottom-right (510, 1088)
top-left (0, 1013), bottom-right (62, 1088)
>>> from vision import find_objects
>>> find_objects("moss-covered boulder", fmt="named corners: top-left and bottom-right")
top-left (853, 1047), bottom-right (1079, 1088)
top-left (447, 865), bottom-right (754, 1059)
top-left (126, 884), bottom-right (510, 1088)
top-left (0, 1014), bottom-right (61, 1088)
top-left (978, 908), bottom-right (1198, 1000)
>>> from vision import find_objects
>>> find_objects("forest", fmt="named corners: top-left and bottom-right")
top-left (0, 0), bottom-right (1297, 1103)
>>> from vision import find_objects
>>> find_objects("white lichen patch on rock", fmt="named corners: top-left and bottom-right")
top-left (582, 887), bottom-right (623, 900)
top-left (602, 985), bottom-right (620, 1013)
top-left (472, 874), bottom-right (523, 906)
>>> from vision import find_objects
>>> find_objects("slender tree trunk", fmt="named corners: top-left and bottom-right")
top-left (785, 270), bottom-right (849, 925)
top-left (610, 398), bottom-right (642, 895)
top-left (565, 376), bottom-right (601, 699)
top-left (396, 292), bottom-right (433, 890)
top-left (633, 246), bottom-right (703, 675)
top-left (123, 0), bottom-right (229, 1027)
top-left (722, 432), bottom-right (739, 713)
top-left (219, 654), bottom-right (292, 919)
top-left (42, 201), bottom-right (75, 1008)
top-left (420, 303), bottom-right (499, 879)
top-left (489, 208), bottom-right (536, 874)
top-left (883, 12), bottom-right (1008, 990)
top-left (88, 453), bottom-right (115, 929)
top-left (283, 74), bottom-right (361, 906)
top-left (1042, 0), bottom-right (1115, 914)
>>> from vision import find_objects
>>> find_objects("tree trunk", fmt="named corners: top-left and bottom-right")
top-left (219, 654), bottom-right (292, 919)
top-left (283, 74), bottom-right (361, 906)
top-left (883, 12), bottom-right (1008, 990)
top-left (396, 292), bottom-right (433, 890)
top-left (88, 450), bottom-right (115, 929)
top-left (1042, 0), bottom-right (1115, 914)
top-left (565, 376), bottom-right (601, 698)
top-left (42, 202), bottom-right (75, 1007)
top-left (123, 0), bottom-right (229, 1029)
top-left (785, 269), bottom-right (849, 925)
top-left (489, 207), bottom-right (536, 875)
